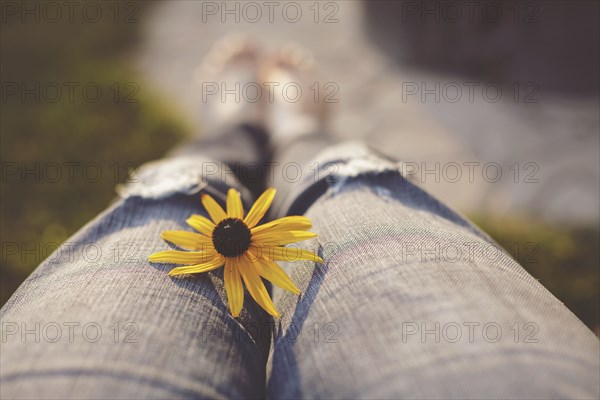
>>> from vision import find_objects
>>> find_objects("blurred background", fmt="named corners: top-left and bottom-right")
top-left (1, 1), bottom-right (598, 332)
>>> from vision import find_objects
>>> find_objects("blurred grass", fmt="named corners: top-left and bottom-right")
top-left (472, 215), bottom-right (599, 333)
top-left (1, 1), bottom-right (190, 305)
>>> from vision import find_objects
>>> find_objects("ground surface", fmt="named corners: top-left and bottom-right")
top-left (137, 1), bottom-right (599, 223)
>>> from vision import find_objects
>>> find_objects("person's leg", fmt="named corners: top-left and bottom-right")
top-left (264, 55), bottom-right (600, 399)
top-left (0, 37), bottom-right (271, 399)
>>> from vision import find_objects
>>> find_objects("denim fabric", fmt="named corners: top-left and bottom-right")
top-left (266, 142), bottom-right (600, 399)
top-left (0, 179), bottom-right (273, 399)
top-left (1, 127), bottom-right (272, 399)
top-left (2, 130), bottom-right (599, 399)
top-left (174, 123), bottom-right (271, 198)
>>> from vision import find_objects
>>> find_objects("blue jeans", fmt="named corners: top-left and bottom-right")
top-left (1, 126), bottom-right (599, 399)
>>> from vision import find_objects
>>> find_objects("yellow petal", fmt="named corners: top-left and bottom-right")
top-left (226, 188), bottom-right (244, 219)
top-left (257, 246), bottom-right (323, 263)
top-left (149, 249), bottom-right (216, 265)
top-left (186, 214), bottom-right (216, 236)
top-left (239, 256), bottom-right (280, 317)
top-left (161, 230), bottom-right (213, 250)
top-left (201, 193), bottom-right (228, 224)
top-left (253, 257), bottom-right (300, 295)
top-left (224, 259), bottom-right (244, 317)
top-left (168, 256), bottom-right (225, 276)
top-left (244, 188), bottom-right (276, 228)
top-left (251, 216), bottom-right (312, 235)
top-left (252, 230), bottom-right (317, 245)
top-left (245, 248), bottom-right (266, 274)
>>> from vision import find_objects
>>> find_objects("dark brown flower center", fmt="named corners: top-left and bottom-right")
top-left (212, 218), bottom-right (251, 257)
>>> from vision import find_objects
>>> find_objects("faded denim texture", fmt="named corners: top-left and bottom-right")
top-left (266, 139), bottom-right (600, 399)
top-left (1, 127), bottom-right (599, 399)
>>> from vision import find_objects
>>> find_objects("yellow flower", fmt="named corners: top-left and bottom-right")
top-left (148, 188), bottom-right (323, 318)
